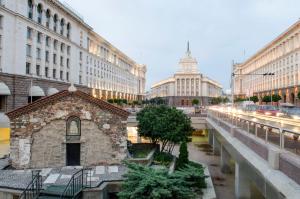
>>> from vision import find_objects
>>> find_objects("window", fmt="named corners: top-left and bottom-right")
top-left (0, 35), bottom-right (2, 49)
top-left (26, 44), bottom-right (32, 57)
top-left (37, 4), bottom-right (43, 24)
top-left (27, 27), bottom-right (32, 39)
top-left (53, 53), bottom-right (57, 64)
top-left (36, 65), bottom-right (40, 76)
top-left (0, 15), bottom-right (3, 29)
top-left (46, 36), bottom-right (50, 47)
top-left (79, 75), bottom-right (82, 84)
top-left (28, 0), bottom-right (33, 19)
top-left (60, 18), bottom-right (65, 35)
top-left (53, 14), bottom-right (58, 32)
top-left (36, 48), bottom-right (41, 60)
top-left (46, 9), bottom-right (51, 28)
top-left (67, 58), bottom-right (70, 68)
top-left (54, 40), bottom-right (58, 50)
top-left (67, 23), bottom-right (71, 39)
top-left (26, 62), bottom-right (31, 74)
top-left (67, 46), bottom-right (70, 55)
top-left (79, 51), bottom-right (82, 60)
top-left (37, 32), bottom-right (42, 43)
top-left (60, 56), bottom-right (63, 66)
top-left (45, 51), bottom-right (49, 62)
top-left (53, 69), bottom-right (56, 78)
top-left (45, 67), bottom-right (49, 77)
top-left (66, 72), bottom-right (69, 81)
top-left (61, 43), bottom-right (64, 52)
top-left (60, 70), bottom-right (63, 80)
top-left (66, 116), bottom-right (81, 136)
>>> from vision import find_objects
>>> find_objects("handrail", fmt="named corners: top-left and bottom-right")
top-left (19, 170), bottom-right (42, 199)
top-left (60, 168), bottom-right (91, 199)
top-left (208, 109), bottom-right (300, 155)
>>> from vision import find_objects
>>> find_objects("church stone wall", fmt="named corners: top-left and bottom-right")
top-left (9, 95), bottom-right (127, 169)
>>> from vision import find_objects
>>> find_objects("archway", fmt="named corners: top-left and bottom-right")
top-left (291, 93), bottom-right (295, 104)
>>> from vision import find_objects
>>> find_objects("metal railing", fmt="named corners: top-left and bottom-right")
top-left (19, 170), bottom-right (42, 199)
top-left (60, 169), bottom-right (92, 199)
top-left (208, 110), bottom-right (300, 156)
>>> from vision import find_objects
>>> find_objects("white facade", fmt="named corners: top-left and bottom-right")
top-left (233, 20), bottom-right (300, 103)
top-left (0, 0), bottom-right (146, 100)
top-left (151, 43), bottom-right (222, 99)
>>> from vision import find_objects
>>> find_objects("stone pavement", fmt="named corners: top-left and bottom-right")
top-left (0, 165), bottom-right (127, 190)
top-left (173, 139), bottom-right (235, 199)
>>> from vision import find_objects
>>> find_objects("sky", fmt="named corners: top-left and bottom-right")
top-left (62, 0), bottom-right (300, 91)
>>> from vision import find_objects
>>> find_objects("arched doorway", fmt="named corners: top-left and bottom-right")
top-left (283, 95), bottom-right (287, 103)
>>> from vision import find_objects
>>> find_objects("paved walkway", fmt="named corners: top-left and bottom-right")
top-left (173, 138), bottom-right (235, 199)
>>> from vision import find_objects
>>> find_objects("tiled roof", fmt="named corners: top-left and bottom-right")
top-left (6, 90), bottom-right (130, 119)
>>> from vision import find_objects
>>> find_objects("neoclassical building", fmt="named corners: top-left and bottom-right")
top-left (151, 43), bottom-right (222, 106)
top-left (0, 0), bottom-right (146, 112)
top-left (233, 20), bottom-right (300, 105)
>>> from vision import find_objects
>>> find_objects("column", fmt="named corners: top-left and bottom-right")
top-left (235, 162), bottom-right (251, 199)
top-left (221, 145), bottom-right (232, 173)
top-left (213, 132), bottom-right (220, 155)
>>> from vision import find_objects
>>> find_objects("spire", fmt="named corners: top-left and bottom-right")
top-left (186, 41), bottom-right (191, 56)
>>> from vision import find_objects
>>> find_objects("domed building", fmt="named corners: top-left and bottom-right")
top-left (151, 42), bottom-right (222, 106)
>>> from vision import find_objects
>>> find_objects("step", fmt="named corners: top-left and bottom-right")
top-left (38, 196), bottom-right (60, 199)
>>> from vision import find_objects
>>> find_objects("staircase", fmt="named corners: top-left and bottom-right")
top-left (20, 169), bottom-right (91, 199)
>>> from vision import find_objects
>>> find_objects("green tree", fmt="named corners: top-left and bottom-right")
top-left (177, 141), bottom-right (189, 169)
top-left (234, 97), bottom-right (246, 103)
top-left (192, 99), bottom-right (199, 106)
top-left (122, 99), bottom-right (128, 104)
top-left (136, 105), bottom-right (193, 152)
top-left (272, 94), bottom-right (282, 102)
top-left (222, 97), bottom-right (230, 103)
top-left (262, 95), bottom-right (271, 103)
top-left (107, 99), bottom-right (114, 103)
top-left (250, 96), bottom-right (259, 103)
top-left (118, 162), bottom-right (207, 199)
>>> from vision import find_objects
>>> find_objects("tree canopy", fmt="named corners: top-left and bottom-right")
top-left (250, 96), bottom-right (259, 103)
top-left (136, 105), bottom-right (193, 152)
top-left (272, 94), bottom-right (282, 102)
top-left (262, 95), bottom-right (271, 103)
top-left (192, 99), bottom-right (199, 106)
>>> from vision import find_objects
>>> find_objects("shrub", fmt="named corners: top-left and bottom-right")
top-left (177, 141), bottom-right (189, 169)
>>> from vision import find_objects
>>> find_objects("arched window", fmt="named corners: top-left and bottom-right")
top-left (46, 9), bottom-right (51, 28)
top-left (53, 14), bottom-right (58, 32)
top-left (28, 0), bottom-right (34, 19)
top-left (67, 22), bottom-right (71, 39)
top-left (37, 4), bottom-right (43, 24)
top-left (66, 116), bottom-right (81, 136)
top-left (60, 18), bottom-right (65, 36)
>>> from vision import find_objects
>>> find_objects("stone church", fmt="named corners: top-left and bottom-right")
top-left (6, 86), bottom-right (129, 169)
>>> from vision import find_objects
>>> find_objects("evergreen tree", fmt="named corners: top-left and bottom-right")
top-left (177, 141), bottom-right (189, 169)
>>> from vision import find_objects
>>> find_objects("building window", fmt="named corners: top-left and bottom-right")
top-left (79, 51), bottom-right (82, 60)
top-left (26, 44), bottom-right (32, 57)
top-left (27, 27), bottom-right (32, 40)
top-left (67, 46), bottom-right (70, 55)
top-left (37, 32), bottom-right (42, 43)
top-left (67, 58), bottom-right (70, 68)
top-left (53, 40), bottom-right (58, 50)
top-left (60, 70), bottom-right (63, 80)
top-left (66, 116), bottom-right (81, 136)
top-left (53, 69), bottom-right (56, 78)
top-left (67, 23), bottom-right (71, 39)
top-left (45, 67), bottom-right (49, 77)
top-left (66, 72), bottom-right (69, 81)
top-left (36, 48), bottom-right (41, 60)
top-left (46, 9), bottom-right (51, 28)
top-left (79, 75), bottom-right (82, 84)
top-left (37, 4), bottom-right (43, 24)
top-left (53, 14), bottom-right (58, 32)
top-left (36, 65), bottom-right (40, 76)
top-left (0, 35), bottom-right (2, 49)
top-left (0, 15), bottom-right (3, 29)
top-left (61, 43), bottom-right (64, 52)
top-left (28, 0), bottom-right (33, 19)
top-left (45, 51), bottom-right (49, 62)
top-left (26, 62), bottom-right (31, 74)
top-left (60, 18), bottom-right (65, 35)
top-left (53, 53), bottom-right (57, 64)
top-left (60, 56), bottom-right (64, 66)
top-left (46, 36), bottom-right (50, 47)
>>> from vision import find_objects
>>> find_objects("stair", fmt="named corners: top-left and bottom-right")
top-left (37, 185), bottom-right (71, 199)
